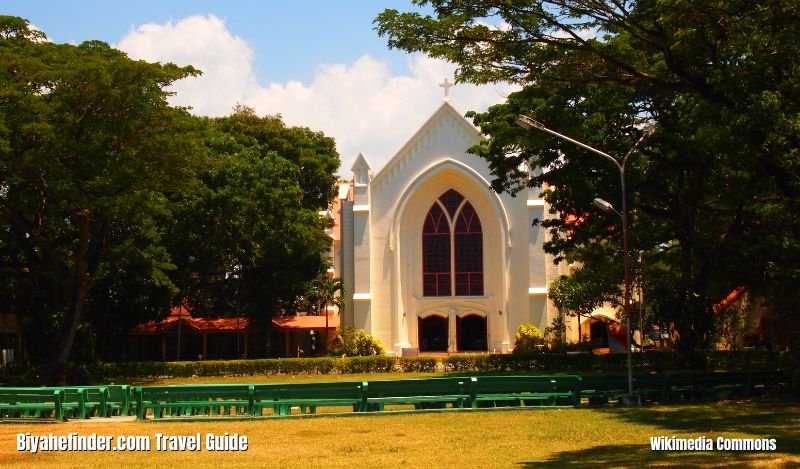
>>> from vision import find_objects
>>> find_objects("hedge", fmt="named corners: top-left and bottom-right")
top-left (82, 350), bottom-right (788, 381)
top-left (92, 356), bottom-right (438, 380)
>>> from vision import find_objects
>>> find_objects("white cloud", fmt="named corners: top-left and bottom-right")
top-left (27, 23), bottom-right (50, 43)
top-left (551, 26), bottom-right (597, 41)
top-left (117, 14), bottom-right (259, 116)
top-left (116, 15), bottom-right (518, 175)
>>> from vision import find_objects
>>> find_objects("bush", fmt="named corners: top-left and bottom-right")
top-left (443, 355), bottom-right (504, 372)
top-left (331, 326), bottom-right (385, 356)
top-left (339, 356), bottom-right (396, 373)
top-left (80, 350), bottom-right (789, 382)
top-left (513, 324), bottom-right (545, 354)
top-left (397, 357), bottom-right (438, 372)
top-left (544, 315), bottom-right (568, 351)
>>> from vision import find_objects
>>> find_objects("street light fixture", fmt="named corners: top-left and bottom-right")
top-left (517, 114), bottom-right (655, 405)
top-left (592, 197), bottom-right (617, 215)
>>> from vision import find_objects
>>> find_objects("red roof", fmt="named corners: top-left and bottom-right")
top-left (273, 314), bottom-right (339, 331)
top-left (132, 306), bottom-right (337, 334)
top-left (713, 286), bottom-right (747, 314)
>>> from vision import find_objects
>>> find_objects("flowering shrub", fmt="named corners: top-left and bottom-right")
top-left (513, 324), bottom-right (545, 354)
top-left (332, 326), bottom-right (385, 356)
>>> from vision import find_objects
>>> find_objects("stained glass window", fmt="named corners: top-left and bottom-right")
top-left (422, 190), bottom-right (483, 297)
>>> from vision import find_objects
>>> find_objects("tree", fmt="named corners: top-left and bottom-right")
top-left (376, 1), bottom-right (800, 361)
top-left (164, 108), bottom-right (339, 357)
top-left (302, 276), bottom-right (345, 353)
top-left (211, 105), bottom-right (340, 211)
top-left (548, 242), bottom-right (622, 323)
top-left (0, 16), bottom-right (203, 379)
top-left (714, 291), bottom-right (750, 351)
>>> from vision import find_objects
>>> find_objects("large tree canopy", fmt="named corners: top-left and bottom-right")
top-left (0, 16), bottom-right (203, 378)
top-left (376, 1), bottom-right (800, 356)
top-left (1, 17), bottom-right (343, 373)
top-left (163, 107), bottom-right (340, 357)
top-left (211, 105), bottom-right (340, 211)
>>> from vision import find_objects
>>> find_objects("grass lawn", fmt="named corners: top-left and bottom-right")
top-left (1, 399), bottom-right (797, 468)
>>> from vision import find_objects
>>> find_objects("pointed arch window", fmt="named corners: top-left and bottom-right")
top-left (423, 189), bottom-right (483, 296)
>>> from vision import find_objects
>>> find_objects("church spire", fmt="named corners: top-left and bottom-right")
top-left (351, 152), bottom-right (373, 186)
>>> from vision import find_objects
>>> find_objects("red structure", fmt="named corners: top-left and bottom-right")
top-left (130, 306), bottom-right (338, 361)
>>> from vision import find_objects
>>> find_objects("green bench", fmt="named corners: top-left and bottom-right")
top-left (0, 388), bottom-right (66, 421)
top-left (665, 370), bottom-right (783, 402)
top-left (252, 381), bottom-right (364, 416)
top-left (578, 375), bottom-right (628, 405)
top-left (60, 387), bottom-right (108, 419)
top-left (134, 384), bottom-right (254, 420)
top-left (104, 384), bottom-right (133, 416)
top-left (361, 377), bottom-right (472, 411)
top-left (580, 374), bottom-right (669, 405)
top-left (469, 375), bottom-right (582, 408)
top-left (635, 374), bottom-right (671, 403)
top-left (748, 369), bottom-right (785, 394)
top-left (71, 385), bottom-right (132, 417)
top-left (1, 385), bottom-right (133, 420)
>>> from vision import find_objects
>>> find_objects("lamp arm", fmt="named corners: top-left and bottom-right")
top-left (528, 122), bottom-right (621, 171)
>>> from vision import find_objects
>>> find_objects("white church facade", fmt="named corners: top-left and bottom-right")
top-left (336, 101), bottom-right (568, 355)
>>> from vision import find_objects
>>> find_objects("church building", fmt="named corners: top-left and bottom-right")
top-left (337, 98), bottom-right (568, 355)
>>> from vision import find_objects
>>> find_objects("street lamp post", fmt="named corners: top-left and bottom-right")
top-left (177, 302), bottom-right (183, 361)
top-left (593, 195), bottom-right (634, 403)
top-left (638, 250), bottom-right (645, 354)
top-left (516, 115), bottom-right (654, 404)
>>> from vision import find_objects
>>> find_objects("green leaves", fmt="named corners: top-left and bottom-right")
top-left (165, 110), bottom-right (338, 324)
top-left (376, 1), bottom-right (800, 354)
top-left (211, 105), bottom-right (340, 211)
top-left (1, 16), bottom-right (341, 370)
top-left (0, 16), bottom-right (204, 372)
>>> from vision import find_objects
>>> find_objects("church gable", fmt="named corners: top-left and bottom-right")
top-left (339, 90), bottom-right (555, 356)
top-left (369, 101), bottom-right (484, 193)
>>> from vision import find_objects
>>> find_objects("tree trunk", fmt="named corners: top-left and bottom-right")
top-left (53, 210), bottom-right (93, 384)
top-left (324, 306), bottom-right (329, 354)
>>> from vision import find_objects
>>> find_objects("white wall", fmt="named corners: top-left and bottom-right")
top-left (347, 102), bottom-right (553, 353)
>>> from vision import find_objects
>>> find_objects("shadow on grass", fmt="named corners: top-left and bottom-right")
top-left (522, 399), bottom-right (800, 468)
top-left (606, 400), bottom-right (800, 453)
top-left (520, 443), bottom-right (796, 468)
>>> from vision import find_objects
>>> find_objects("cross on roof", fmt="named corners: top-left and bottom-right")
top-left (439, 78), bottom-right (453, 101)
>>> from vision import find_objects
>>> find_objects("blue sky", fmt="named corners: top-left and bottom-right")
top-left (3, 1), bottom-right (514, 173)
top-left (4, 1), bottom-right (423, 84)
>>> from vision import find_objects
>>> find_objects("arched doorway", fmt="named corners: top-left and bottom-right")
top-left (457, 314), bottom-right (487, 351)
top-left (588, 317), bottom-right (610, 348)
top-left (419, 315), bottom-right (448, 352)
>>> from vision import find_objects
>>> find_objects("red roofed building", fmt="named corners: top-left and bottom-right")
top-left (129, 304), bottom-right (339, 361)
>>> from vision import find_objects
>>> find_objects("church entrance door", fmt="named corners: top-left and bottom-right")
top-left (419, 315), bottom-right (448, 352)
top-left (589, 318), bottom-right (610, 347)
top-left (457, 314), bottom-right (487, 351)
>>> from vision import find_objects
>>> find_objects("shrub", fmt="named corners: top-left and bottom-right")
top-left (81, 350), bottom-right (789, 382)
top-left (544, 315), bottom-right (568, 351)
top-left (397, 357), bottom-right (438, 372)
top-left (513, 324), bottom-right (545, 354)
top-left (332, 326), bottom-right (385, 356)
top-left (340, 356), bottom-right (396, 373)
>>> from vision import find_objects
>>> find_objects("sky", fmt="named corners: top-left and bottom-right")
top-left (4, 1), bottom-right (517, 174)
